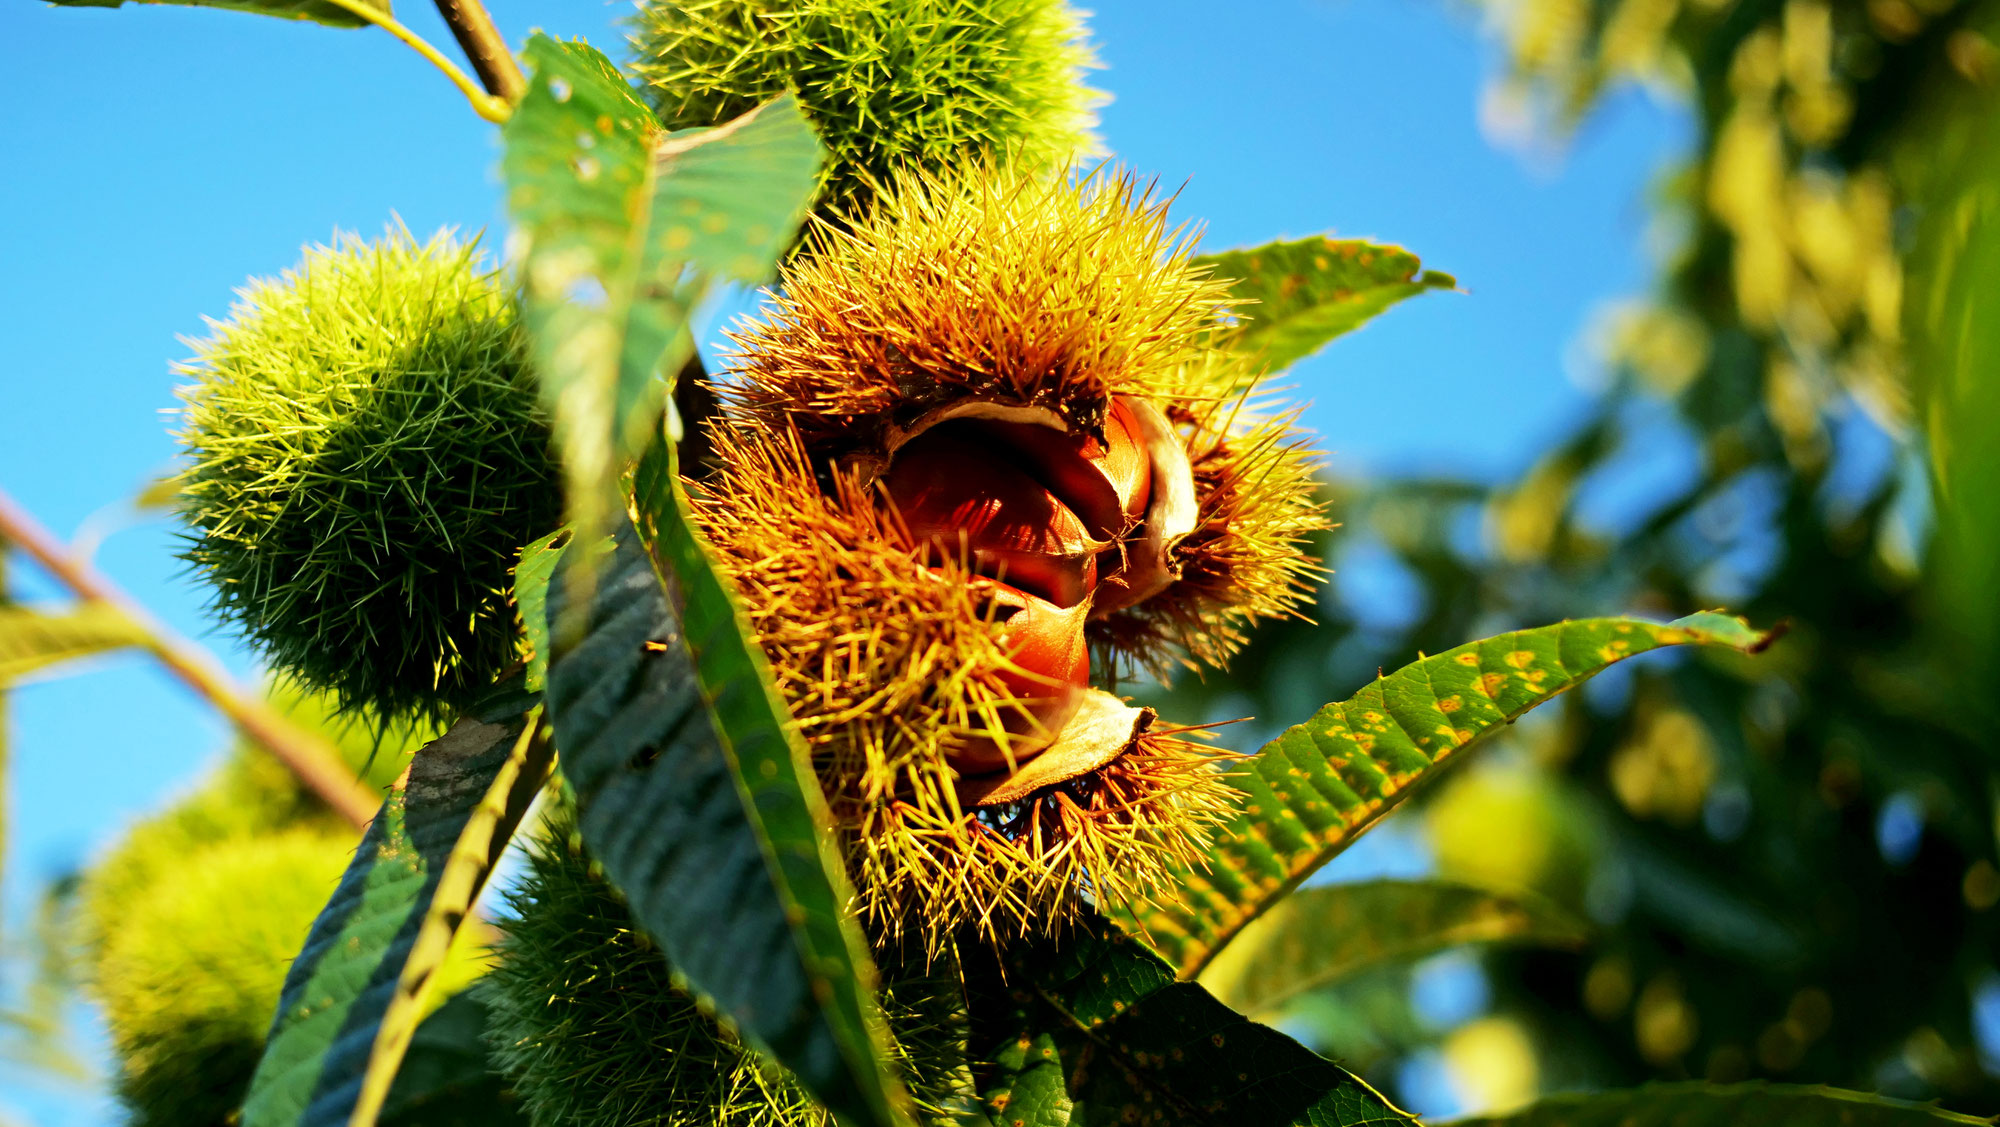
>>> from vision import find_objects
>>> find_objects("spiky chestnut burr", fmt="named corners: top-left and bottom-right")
top-left (486, 795), bottom-right (975, 1127)
top-left (687, 166), bottom-right (1329, 952)
top-left (628, 0), bottom-right (1103, 219)
top-left (174, 229), bottom-right (560, 724)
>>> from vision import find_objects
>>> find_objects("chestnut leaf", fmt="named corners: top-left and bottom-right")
top-left (1441, 1082), bottom-right (1994, 1126)
top-left (0, 601), bottom-right (148, 685)
top-left (966, 910), bottom-right (1417, 1126)
top-left (543, 491), bottom-right (910, 1127)
top-left (502, 35), bottom-right (820, 547)
top-left (242, 690), bottom-right (553, 1127)
top-left (40, 0), bottom-right (385, 29)
top-left (1196, 880), bottom-right (1589, 1019)
top-left (1198, 235), bottom-right (1454, 373)
top-left (1119, 613), bottom-right (1778, 977)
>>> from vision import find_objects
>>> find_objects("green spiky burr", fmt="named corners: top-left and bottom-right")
top-left (485, 794), bottom-right (974, 1127)
top-left (628, 0), bottom-right (1103, 218)
top-left (175, 229), bottom-right (560, 723)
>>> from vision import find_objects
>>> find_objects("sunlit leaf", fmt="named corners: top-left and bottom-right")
top-left (543, 487), bottom-right (908, 1127)
top-left (242, 691), bottom-right (552, 1127)
top-left (502, 35), bottom-right (820, 541)
top-left (41, 0), bottom-right (386, 30)
top-left (512, 527), bottom-right (575, 693)
top-left (1199, 236), bottom-right (1454, 372)
top-left (1908, 86), bottom-right (2000, 689)
top-left (0, 602), bottom-right (149, 684)
top-left (1118, 613), bottom-right (1776, 976)
top-left (1197, 880), bottom-right (1589, 1017)
top-left (1441, 1082), bottom-right (1992, 1126)
top-left (969, 911), bottom-right (1416, 1126)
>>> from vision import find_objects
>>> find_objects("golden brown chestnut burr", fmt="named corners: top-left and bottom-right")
top-left (696, 168), bottom-right (1322, 953)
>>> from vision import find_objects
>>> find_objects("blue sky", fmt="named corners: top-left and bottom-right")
top-left (0, 0), bottom-right (1686, 1119)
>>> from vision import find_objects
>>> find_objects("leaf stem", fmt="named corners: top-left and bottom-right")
top-left (0, 488), bottom-right (378, 831)
top-left (431, 0), bottom-right (525, 103)
top-left (319, 0), bottom-right (512, 123)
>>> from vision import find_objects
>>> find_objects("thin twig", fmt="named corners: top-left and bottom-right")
top-left (319, 0), bottom-right (512, 123)
top-left (0, 488), bottom-right (378, 830)
top-left (432, 0), bottom-right (525, 103)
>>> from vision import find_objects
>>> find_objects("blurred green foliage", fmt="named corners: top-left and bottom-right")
top-left (72, 688), bottom-right (453, 1126)
top-left (1144, 0), bottom-right (2000, 1115)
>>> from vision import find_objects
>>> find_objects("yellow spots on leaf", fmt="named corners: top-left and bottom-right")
top-left (1454, 651), bottom-right (1480, 666)
top-left (1505, 649), bottom-right (1539, 669)
top-left (1480, 672), bottom-right (1508, 697)
top-left (701, 212), bottom-right (729, 234)
top-left (595, 114), bottom-right (613, 134)
top-left (1439, 695), bottom-right (1463, 713)
top-left (1598, 640), bottom-right (1632, 662)
top-left (664, 227), bottom-right (694, 251)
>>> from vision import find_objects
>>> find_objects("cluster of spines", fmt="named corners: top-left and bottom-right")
top-left (484, 795), bottom-right (974, 1126)
top-left (175, 227), bottom-right (559, 724)
top-left (716, 166), bottom-right (1326, 684)
top-left (628, 0), bottom-right (1104, 217)
top-left (858, 729), bottom-right (1238, 955)
top-left (718, 166), bottom-right (1233, 453)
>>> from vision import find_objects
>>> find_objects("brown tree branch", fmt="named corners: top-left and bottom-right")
top-left (0, 488), bottom-right (378, 830)
top-left (432, 0), bottom-right (526, 103)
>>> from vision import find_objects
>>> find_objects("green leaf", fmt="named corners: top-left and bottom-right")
top-left (543, 500), bottom-right (909, 1127)
top-left (242, 694), bottom-right (553, 1127)
top-left (40, 0), bottom-right (387, 31)
top-left (1117, 613), bottom-right (1776, 976)
top-left (1196, 880), bottom-right (1589, 1017)
top-left (378, 991), bottom-right (527, 1127)
top-left (968, 911), bottom-right (1416, 1126)
top-left (512, 527), bottom-right (574, 693)
top-left (1907, 86), bottom-right (2000, 691)
top-left (1198, 236), bottom-right (1454, 372)
top-left (1440, 1082), bottom-right (1993, 1126)
top-left (503, 35), bottom-right (820, 540)
top-left (0, 602), bottom-right (149, 684)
